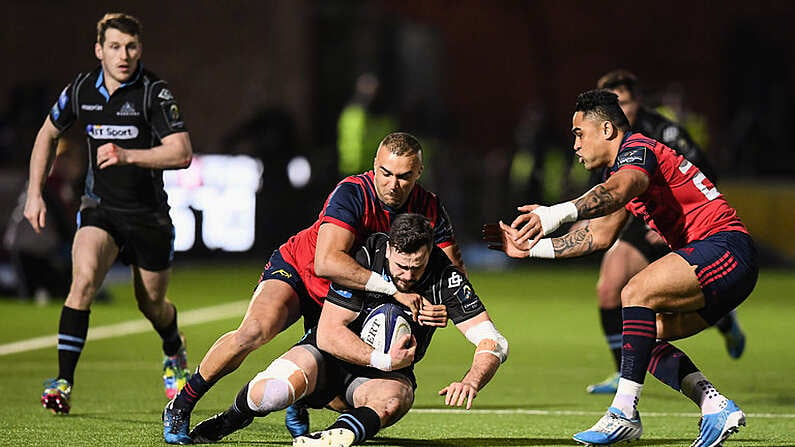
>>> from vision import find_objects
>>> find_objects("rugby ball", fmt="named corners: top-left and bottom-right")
top-left (360, 303), bottom-right (412, 353)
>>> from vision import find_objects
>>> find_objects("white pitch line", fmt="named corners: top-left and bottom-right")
top-left (0, 300), bottom-right (248, 356)
top-left (411, 408), bottom-right (795, 419)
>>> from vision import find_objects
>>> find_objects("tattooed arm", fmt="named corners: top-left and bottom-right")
top-left (484, 209), bottom-right (627, 259)
top-left (548, 209), bottom-right (628, 258)
top-left (573, 169), bottom-right (649, 219)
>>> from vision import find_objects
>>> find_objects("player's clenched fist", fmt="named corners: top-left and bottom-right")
top-left (97, 142), bottom-right (128, 169)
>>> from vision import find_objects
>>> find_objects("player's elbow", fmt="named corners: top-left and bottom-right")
top-left (313, 253), bottom-right (334, 278)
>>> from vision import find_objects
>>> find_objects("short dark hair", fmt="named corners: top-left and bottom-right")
top-left (379, 132), bottom-right (422, 157)
top-left (575, 89), bottom-right (631, 132)
top-left (388, 214), bottom-right (434, 254)
top-left (597, 69), bottom-right (639, 97)
top-left (97, 13), bottom-right (142, 45)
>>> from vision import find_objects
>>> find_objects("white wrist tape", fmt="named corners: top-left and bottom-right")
top-left (465, 320), bottom-right (509, 363)
top-left (527, 238), bottom-right (555, 259)
top-left (365, 271), bottom-right (398, 296)
top-left (530, 202), bottom-right (578, 235)
top-left (369, 350), bottom-right (392, 371)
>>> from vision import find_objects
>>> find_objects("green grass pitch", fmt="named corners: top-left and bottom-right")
top-left (0, 262), bottom-right (793, 446)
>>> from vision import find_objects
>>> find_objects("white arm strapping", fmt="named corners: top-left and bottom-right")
top-left (527, 238), bottom-right (555, 259)
top-left (365, 271), bottom-right (397, 296)
top-left (369, 350), bottom-right (392, 371)
top-left (464, 320), bottom-right (509, 363)
top-left (530, 202), bottom-right (578, 236)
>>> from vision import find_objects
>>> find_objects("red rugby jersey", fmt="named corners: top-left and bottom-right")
top-left (604, 133), bottom-right (747, 250)
top-left (279, 171), bottom-right (455, 304)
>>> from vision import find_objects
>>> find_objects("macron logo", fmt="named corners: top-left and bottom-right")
top-left (86, 124), bottom-right (139, 140)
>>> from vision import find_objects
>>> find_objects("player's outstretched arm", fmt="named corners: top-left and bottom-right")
top-left (96, 131), bottom-right (193, 170)
top-left (484, 209), bottom-right (627, 259)
top-left (439, 312), bottom-right (506, 410)
top-left (316, 301), bottom-right (415, 371)
top-left (24, 117), bottom-right (61, 233)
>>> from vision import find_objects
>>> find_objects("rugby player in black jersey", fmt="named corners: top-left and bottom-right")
top-left (25, 13), bottom-right (193, 415)
top-left (188, 214), bottom-right (507, 446)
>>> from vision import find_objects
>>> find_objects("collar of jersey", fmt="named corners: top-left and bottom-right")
top-left (95, 63), bottom-right (143, 101)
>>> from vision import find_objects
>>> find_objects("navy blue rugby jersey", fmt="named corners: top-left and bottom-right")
top-left (325, 232), bottom-right (486, 364)
top-left (49, 65), bottom-right (187, 212)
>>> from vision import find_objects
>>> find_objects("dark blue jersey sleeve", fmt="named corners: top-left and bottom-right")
top-left (322, 182), bottom-right (365, 231)
top-left (613, 145), bottom-right (658, 177)
top-left (148, 81), bottom-right (188, 139)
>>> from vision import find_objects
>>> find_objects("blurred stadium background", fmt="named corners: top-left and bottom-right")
top-left (1, 1), bottom-right (794, 445)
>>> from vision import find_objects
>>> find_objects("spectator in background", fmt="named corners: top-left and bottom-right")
top-left (337, 73), bottom-right (398, 177)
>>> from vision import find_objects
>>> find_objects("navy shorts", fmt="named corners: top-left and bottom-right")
top-left (674, 231), bottom-right (758, 325)
top-left (259, 249), bottom-right (322, 331)
top-left (78, 204), bottom-right (174, 271)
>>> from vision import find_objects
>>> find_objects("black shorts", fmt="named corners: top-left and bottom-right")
top-left (259, 249), bottom-right (322, 332)
top-left (78, 203), bottom-right (174, 271)
top-left (618, 216), bottom-right (670, 262)
top-left (295, 328), bottom-right (416, 409)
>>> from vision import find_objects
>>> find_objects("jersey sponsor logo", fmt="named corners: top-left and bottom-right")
top-left (158, 88), bottom-right (174, 100)
top-left (86, 124), bottom-right (139, 140)
top-left (447, 271), bottom-right (463, 288)
top-left (81, 104), bottom-right (104, 111)
top-left (117, 101), bottom-right (140, 116)
top-left (617, 147), bottom-right (646, 165)
top-left (330, 283), bottom-right (353, 299)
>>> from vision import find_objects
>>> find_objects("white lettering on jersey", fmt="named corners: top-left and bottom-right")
top-left (81, 104), bottom-right (104, 111)
top-left (678, 159), bottom-right (720, 200)
top-left (86, 124), bottom-right (139, 140)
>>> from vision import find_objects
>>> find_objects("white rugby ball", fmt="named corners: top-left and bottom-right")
top-left (360, 303), bottom-right (412, 353)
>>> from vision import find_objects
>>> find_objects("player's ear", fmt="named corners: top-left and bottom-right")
top-left (95, 42), bottom-right (103, 60)
top-left (602, 120), bottom-right (617, 140)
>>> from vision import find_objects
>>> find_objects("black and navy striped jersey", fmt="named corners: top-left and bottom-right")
top-left (325, 232), bottom-right (485, 364)
top-left (49, 65), bottom-right (187, 212)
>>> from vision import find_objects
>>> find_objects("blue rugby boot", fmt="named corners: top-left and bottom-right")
top-left (573, 406), bottom-right (642, 445)
top-left (285, 400), bottom-right (310, 437)
top-left (721, 312), bottom-right (746, 360)
top-left (163, 399), bottom-right (192, 445)
top-left (586, 372), bottom-right (620, 394)
top-left (690, 400), bottom-right (746, 447)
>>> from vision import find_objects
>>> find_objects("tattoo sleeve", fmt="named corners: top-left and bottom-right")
top-left (551, 223), bottom-right (594, 258)
top-left (574, 184), bottom-right (620, 219)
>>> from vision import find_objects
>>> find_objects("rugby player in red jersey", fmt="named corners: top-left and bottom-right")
top-left (164, 132), bottom-right (464, 444)
top-left (485, 90), bottom-right (755, 447)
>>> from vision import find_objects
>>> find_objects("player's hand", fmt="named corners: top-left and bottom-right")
top-left (97, 143), bottom-right (129, 169)
top-left (418, 298), bottom-right (447, 327)
top-left (482, 222), bottom-right (530, 259)
top-left (438, 381), bottom-right (479, 410)
top-left (393, 291), bottom-right (422, 322)
top-left (388, 334), bottom-right (416, 370)
top-left (23, 193), bottom-right (47, 233)
top-left (511, 204), bottom-right (545, 245)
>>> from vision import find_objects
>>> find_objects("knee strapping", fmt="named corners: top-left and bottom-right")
top-left (247, 358), bottom-right (308, 413)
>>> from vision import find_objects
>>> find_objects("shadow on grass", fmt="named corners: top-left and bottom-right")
top-left (370, 437), bottom-right (692, 446)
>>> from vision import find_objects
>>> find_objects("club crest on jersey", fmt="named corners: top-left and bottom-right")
top-left (117, 102), bottom-right (139, 116)
top-left (617, 148), bottom-right (646, 165)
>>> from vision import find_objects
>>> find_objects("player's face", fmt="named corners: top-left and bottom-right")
top-left (611, 87), bottom-right (639, 126)
top-left (373, 148), bottom-right (423, 209)
top-left (386, 244), bottom-right (431, 292)
top-left (571, 111), bottom-right (611, 171)
top-left (95, 28), bottom-right (141, 87)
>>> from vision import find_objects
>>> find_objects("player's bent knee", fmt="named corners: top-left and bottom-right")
top-left (620, 279), bottom-right (649, 308)
top-left (247, 358), bottom-right (308, 413)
